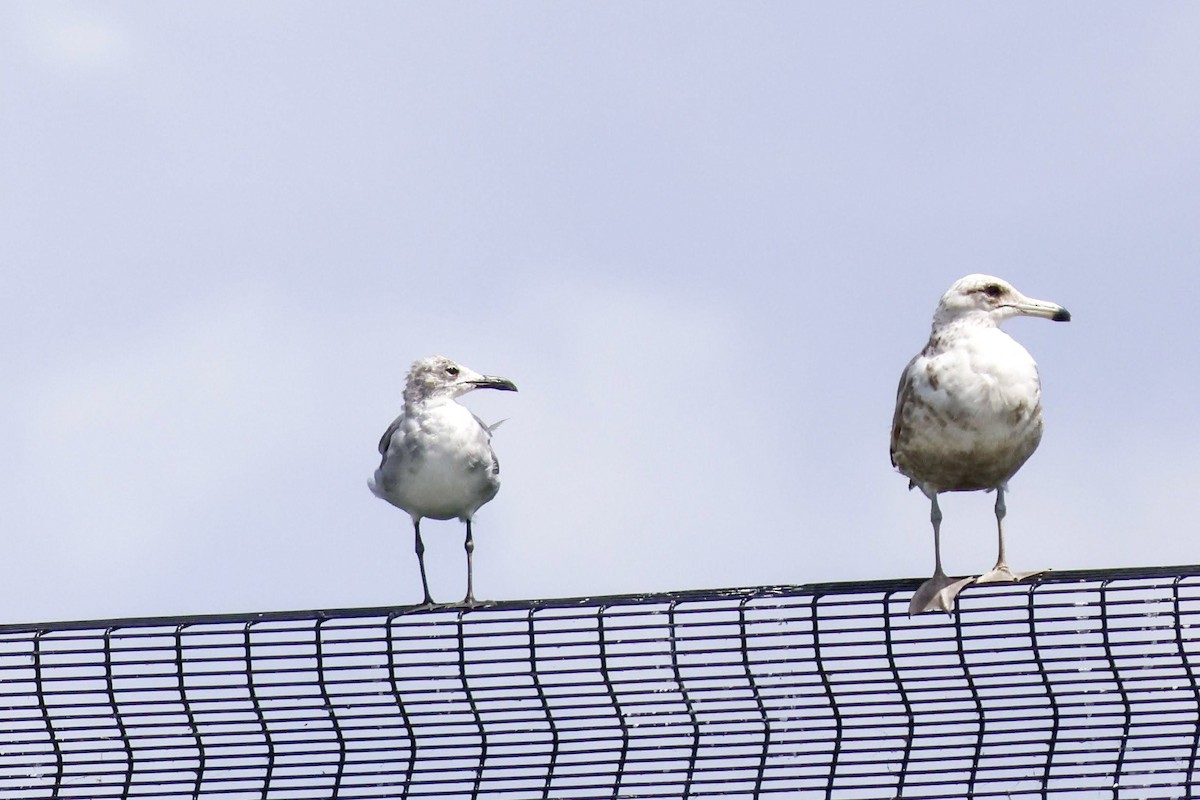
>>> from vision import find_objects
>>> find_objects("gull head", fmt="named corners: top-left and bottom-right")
top-left (403, 355), bottom-right (518, 404)
top-left (933, 274), bottom-right (1071, 328)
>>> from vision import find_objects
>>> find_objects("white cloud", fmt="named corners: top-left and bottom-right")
top-left (9, 287), bottom-right (320, 581)
top-left (17, 6), bottom-right (131, 71)
top-left (1, 4), bottom-right (1197, 624)
top-left (474, 275), bottom-right (807, 599)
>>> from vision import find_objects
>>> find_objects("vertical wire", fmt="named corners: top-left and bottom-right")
top-left (667, 601), bottom-right (700, 799)
top-left (737, 597), bottom-right (769, 799)
top-left (244, 621), bottom-right (274, 800)
top-left (1027, 582), bottom-right (1058, 800)
top-left (32, 630), bottom-right (63, 798)
top-left (102, 628), bottom-right (133, 800)
top-left (1099, 580), bottom-right (1132, 799)
top-left (174, 624), bottom-right (205, 800)
top-left (384, 612), bottom-right (417, 797)
top-left (1173, 578), bottom-right (1200, 796)
top-left (882, 591), bottom-right (913, 800)
top-left (458, 609), bottom-right (487, 800)
top-left (315, 619), bottom-right (346, 798)
top-left (16, 571), bottom-right (1200, 798)
top-left (597, 606), bottom-right (629, 797)
top-left (953, 605), bottom-right (983, 798)
top-left (811, 593), bottom-right (842, 800)
top-left (527, 609), bottom-right (559, 800)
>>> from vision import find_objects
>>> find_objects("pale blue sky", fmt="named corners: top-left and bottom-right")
top-left (1, 3), bottom-right (1198, 623)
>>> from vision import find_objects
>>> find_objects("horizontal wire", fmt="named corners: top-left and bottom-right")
top-left (2, 566), bottom-right (1199, 797)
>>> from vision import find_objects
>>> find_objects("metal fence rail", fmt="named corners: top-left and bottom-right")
top-left (3, 565), bottom-right (1200, 799)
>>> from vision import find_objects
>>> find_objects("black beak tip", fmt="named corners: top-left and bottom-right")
top-left (477, 378), bottom-right (518, 392)
top-left (1052, 308), bottom-right (1071, 323)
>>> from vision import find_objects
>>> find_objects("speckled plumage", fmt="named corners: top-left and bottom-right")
top-left (891, 321), bottom-right (1044, 493)
top-left (893, 275), bottom-right (1070, 615)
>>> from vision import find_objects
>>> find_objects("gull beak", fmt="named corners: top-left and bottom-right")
top-left (1007, 296), bottom-right (1071, 323)
top-left (471, 376), bottom-right (518, 392)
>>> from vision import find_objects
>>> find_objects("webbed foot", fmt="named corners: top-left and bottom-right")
top-left (908, 572), bottom-right (975, 616)
top-left (975, 564), bottom-right (1043, 584)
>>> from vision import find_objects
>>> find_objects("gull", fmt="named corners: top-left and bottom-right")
top-left (891, 275), bottom-right (1070, 615)
top-left (369, 355), bottom-right (517, 606)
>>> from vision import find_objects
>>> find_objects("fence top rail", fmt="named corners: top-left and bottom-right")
top-left (5, 562), bottom-right (1198, 634)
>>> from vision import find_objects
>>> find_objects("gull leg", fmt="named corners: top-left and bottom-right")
top-left (413, 518), bottom-right (434, 606)
top-left (463, 520), bottom-right (477, 607)
top-left (909, 493), bottom-right (974, 616)
top-left (976, 486), bottom-right (1042, 584)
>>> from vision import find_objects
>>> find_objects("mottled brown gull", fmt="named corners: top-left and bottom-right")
top-left (891, 275), bottom-right (1070, 615)
top-left (369, 356), bottom-right (517, 606)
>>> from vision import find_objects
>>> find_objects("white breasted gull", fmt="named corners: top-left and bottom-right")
top-left (891, 275), bottom-right (1070, 615)
top-left (369, 356), bottom-right (517, 606)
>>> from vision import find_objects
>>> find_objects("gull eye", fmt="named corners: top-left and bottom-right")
top-left (445, 365), bottom-right (460, 377)
top-left (983, 284), bottom-right (1003, 298)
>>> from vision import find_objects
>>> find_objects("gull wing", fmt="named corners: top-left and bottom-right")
top-left (377, 414), bottom-right (405, 467)
top-left (889, 354), bottom-right (919, 469)
top-left (472, 412), bottom-right (502, 476)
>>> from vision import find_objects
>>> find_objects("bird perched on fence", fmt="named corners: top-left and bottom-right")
top-left (891, 275), bottom-right (1070, 615)
top-left (369, 355), bottom-right (518, 606)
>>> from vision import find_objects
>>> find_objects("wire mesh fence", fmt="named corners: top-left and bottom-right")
top-left (2, 565), bottom-right (1200, 799)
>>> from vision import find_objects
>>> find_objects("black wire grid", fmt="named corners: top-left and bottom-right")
top-left (3, 566), bottom-right (1200, 799)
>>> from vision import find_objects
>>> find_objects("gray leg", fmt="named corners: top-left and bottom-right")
top-left (413, 518), bottom-right (433, 606)
top-left (931, 494), bottom-right (944, 575)
top-left (976, 486), bottom-right (1042, 584)
top-left (463, 520), bottom-right (477, 606)
top-left (908, 492), bottom-right (974, 616)
top-left (994, 486), bottom-right (1008, 571)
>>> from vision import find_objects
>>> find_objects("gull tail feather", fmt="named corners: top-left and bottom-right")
top-left (367, 475), bottom-right (384, 499)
